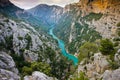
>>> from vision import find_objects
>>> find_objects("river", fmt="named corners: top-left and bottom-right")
top-left (49, 28), bottom-right (78, 65)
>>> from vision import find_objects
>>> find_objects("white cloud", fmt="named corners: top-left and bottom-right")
top-left (10, 0), bottom-right (79, 9)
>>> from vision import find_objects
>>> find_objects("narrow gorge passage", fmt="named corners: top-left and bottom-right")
top-left (49, 27), bottom-right (78, 65)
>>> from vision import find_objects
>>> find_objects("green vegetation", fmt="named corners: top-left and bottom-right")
top-left (99, 39), bottom-right (115, 55)
top-left (108, 60), bottom-right (120, 70)
top-left (67, 23), bottom-right (101, 53)
top-left (116, 22), bottom-right (120, 36)
top-left (83, 13), bottom-right (103, 21)
top-left (4, 19), bottom-right (9, 22)
top-left (54, 7), bottom-right (102, 54)
top-left (22, 66), bottom-right (32, 75)
top-left (25, 34), bottom-right (32, 49)
top-left (70, 72), bottom-right (89, 80)
top-left (0, 22), bottom-right (4, 26)
top-left (78, 42), bottom-right (98, 62)
top-left (4, 35), bottom-right (13, 50)
top-left (117, 22), bottom-right (120, 27)
top-left (11, 53), bottom-right (52, 76)
top-left (22, 62), bottom-right (51, 76)
top-left (31, 62), bottom-right (51, 76)
top-left (11, 53), bottom-right (31, 74)
top-left (18, 36), bottom-right (23, 40)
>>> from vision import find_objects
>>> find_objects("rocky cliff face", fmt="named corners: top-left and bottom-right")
top-left (78, 0), bottom-right (120, 38)
top-left (0, 14), bottom-right (58, 62)
top-left (0, 51), bottom-right (20, 80)
top-left (70, 52), bottom-right (120, 80)
top-left (54, 0), bottom-right (120, 54)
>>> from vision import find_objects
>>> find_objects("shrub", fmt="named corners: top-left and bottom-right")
top-left (108, 59), bottom-right (120, 70)
top-left (99, 39), bottom-right (115, 55)
top-left (116, 22), bottom-right (120, 36)
top-left (18, 36), bottom-right (23, 40)
top-left (11, 53), bottom-right (31, 73)
top-left (25, 34), bottom-right (32, 49)
top-left (113, 42), bottom-right (119, 47)
top-left (22, 66), bottom-right (32, 76)
top-left (70, 72), bottom-right (89, 80)
top-left (31, 62), bottom-right (51, 76)
top-left (117, 22), bottom-right (120, 27)
top-left (83, 13), bottom-right (103, 21)
top-left (78, 42), bottom-right (98, 62)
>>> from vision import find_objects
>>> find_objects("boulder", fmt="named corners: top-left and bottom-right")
top-left (24, 71), bottom-right (57, 80)
top-left (0, 51), bottom-right (20, 80)
top-left (103, 68), bottom-right (120, 80)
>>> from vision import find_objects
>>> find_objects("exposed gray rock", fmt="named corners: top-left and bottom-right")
top-left (0, 51), bottom-right (20, 80)
top-left (0, 51), bottom-right (18, 74)
top-left (24, 71), bottom-right (57, 80)
top-left (23, 50), bottom-right (38, 62)
top-left (0, 69), bottom-right (20, 80)
top-left (0, 14), bottom-right (58, 62)
top-left (114, 49), bottom-right (120, 65)
top-left (78, 53), bottom-right (109, 80)
top-left (103, 68), bottom-right (120, 80)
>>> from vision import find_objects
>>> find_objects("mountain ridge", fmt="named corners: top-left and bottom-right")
top-left (27, 4), bottom-right (63, 26)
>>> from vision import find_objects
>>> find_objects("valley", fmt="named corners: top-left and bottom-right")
top-left (0, 0), bottom-right (120, 80)
top-left (49, 27), bottom-right (78, 65)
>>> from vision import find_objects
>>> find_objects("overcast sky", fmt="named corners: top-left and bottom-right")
top-left (10, 0), bottom-right (79, 9)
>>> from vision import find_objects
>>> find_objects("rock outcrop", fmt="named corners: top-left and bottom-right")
top-left (78, 53), bottom-right (109, 80)
top-left (103, 68), bottom-right (120, 80)
top-left (24, 71), bottom-right (57, 80)
top-left (0, 51), bottom-right (20, 80)
top-left (0, 14), bottom-right (58, 62)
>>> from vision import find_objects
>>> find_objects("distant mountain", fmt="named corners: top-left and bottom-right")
top-left (0, 0), bottom-right (49, 31)
top-left (27, 4), bottom-right (63, 26)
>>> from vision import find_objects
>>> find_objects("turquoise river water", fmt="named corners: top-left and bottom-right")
top-left (49, 28), bottom-right (78, 65)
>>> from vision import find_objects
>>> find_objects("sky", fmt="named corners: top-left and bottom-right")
top-left (10, 0), bottom-right (79, 9)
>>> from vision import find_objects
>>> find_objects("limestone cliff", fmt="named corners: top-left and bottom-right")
top-left (54, 0), bottom-right (120, 54)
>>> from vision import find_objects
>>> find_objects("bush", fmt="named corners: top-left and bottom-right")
top-left (99, 39), bottom-right (115, 55)
top-left (11, 53), bottom-right (31, 73)
top-left (117, 22), bottom-right (120, 27)
top-left (31, 62), bottom-right (51, 76)
top-left (21, 61), bottom-right (52, 76)
top-left (70, 72), bottom-right (89, 80)
top-left (22, 66), bottom-right (32, 76)
top-left (25, 34), bottom-right (32, 49)
top-left (108, 59), bottom-right (120, 70)
top-left (116, 22), bottom-right (120, 36)
top-left (78, 42), bottom-right (98, 62)
top-left (18, 36), bottom-right (23, 40)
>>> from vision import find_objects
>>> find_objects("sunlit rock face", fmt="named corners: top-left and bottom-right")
top-left (78, 0), bottom-right (120, 14)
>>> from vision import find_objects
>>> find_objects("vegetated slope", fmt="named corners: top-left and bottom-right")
top-left (54, 0), bottom-right (120, 54)
top-left (54, 4), bottom-right (102, 54)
